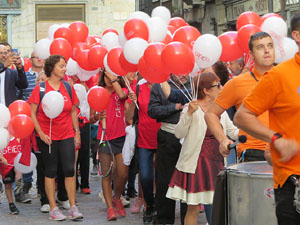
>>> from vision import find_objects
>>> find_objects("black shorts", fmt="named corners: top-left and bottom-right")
top-left (99, 136), bottom-right (125, 154)
top-left (3, 168), bottom-right (15, 184)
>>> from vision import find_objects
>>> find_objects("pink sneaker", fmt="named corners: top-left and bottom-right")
top-left (130, 197), bottom-right (144, 214)
top-left (49, 207), bottom-right (67, 221)
top-left (112, 197), bottom-right (126, 217)
top-left (69, 205), bottom-right (83, 221)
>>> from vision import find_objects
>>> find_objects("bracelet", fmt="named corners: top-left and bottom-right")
top-left (74, 128), bottom-right (80, 133)
top-left (111, 79), bottom-right (119, 84)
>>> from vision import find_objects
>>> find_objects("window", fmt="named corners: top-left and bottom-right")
top-left (0, 16), bottom-right (8, 43)
top-left (35, 4), bottom-right (85, 41)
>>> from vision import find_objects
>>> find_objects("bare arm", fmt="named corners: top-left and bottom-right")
top-left (125, 92), bottom-right (137, 124)
top-left (105, 71), bottom-right (127, 100)
top-left (71, 105), bottom-right (80, 149)
top-left (235, 104), bottom-right (299, 162)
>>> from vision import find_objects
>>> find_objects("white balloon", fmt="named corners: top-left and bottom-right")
top-left (77, 67), bottom-right (101, 81)
top-left (101, 32), bottom-right (120, 51)
top-left (118, 30), bottom-right (128, 47)
top-left (60, 23), bottom-right (70, 28)
top-left (128, 11), bottom-right (150, 25)
top-left (0, 128), bottom-right (9, 151)
top-left (66, 58), bottom-right (79, 76)
top-left (34, 38), bottom-right (51, 60)
top-left (151, 6), bottom-right (171, 25)
top-left (14, 152), bottom-right (37, 174)
top-left (103, 54), bottom-right (118, 76)
top-left (74, 84), bottom-right (87, 106)
top-left (261, 17), bottom-right (287, 41)
top-left (148, 17), bottom-right (168, 42)
top-left (0, 104), bottom-right (11, 128)
top-left (79, 102), bottom-right (90, 120)
top-left (193, 34), bottom-right (222, 69)
top-left (48, 24), bottom-right (60, 40)
top-left (275, 37), bottom-right (299, 64)
top-left (123, 38), bottom-right (148, 64)
top-left (42, 91), bottom-right (64, 119)
top-left (189, 63), bottom-right (201, 78)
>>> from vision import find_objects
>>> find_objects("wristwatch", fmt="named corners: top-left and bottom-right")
top-left (270, 132), bottom-right (282, 145)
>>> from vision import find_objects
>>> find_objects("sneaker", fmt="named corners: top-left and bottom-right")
top-left (130, 197), bottom-right (144, 214)
top-left (40, 204), bottom-right (50, 213)
top-left (9, 203), bottom-right (19, 215)
top-left (121, 196), bottom-right (130, 208)
top-left (57, 200), bottom-right (70, 210)
top-left (81, 188), bottom-right (91, 194)
top-left (143, 204), bottom-right (154, 224)
top-left (113, 197), bottom-right (126, 217)
top-left (90, 165), bottom-right (98, 176)
top-left (14, 179), bottom-right (23, 196)
top-left (98, 191), bottom-right (106, 205)
top-left (23, 182), bottom-right (32, 195)
top-left (107, 207), bottom-right (117, 221)
top-left (15, 192), bottom-right (31, 204)
top-left (49, 207), bottom-right (67, 221)
top-left (126, 187), bottom-right (137, 198)
top-left (69, 205), bottom-right (83, 220)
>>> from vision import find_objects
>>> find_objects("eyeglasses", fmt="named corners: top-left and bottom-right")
top-left (210, 82), bottom-right (222, 89)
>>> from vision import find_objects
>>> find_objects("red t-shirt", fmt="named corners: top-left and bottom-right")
top-left (28, 81), bottom-right (79, 140)
top-left (137, 83), bottom-right (161, 149)
top-left (0, 138), bottom-right (22, 177)
top-left (97, 88), bottom-right (128, 141)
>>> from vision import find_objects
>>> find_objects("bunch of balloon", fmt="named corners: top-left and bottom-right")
top-left (0, 104), bottom-right (10, 152)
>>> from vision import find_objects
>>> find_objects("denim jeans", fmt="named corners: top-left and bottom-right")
top-left (138, 147), bottom-right (155, 206)
top-left (274, 176), bottom-right (300, 225)
top-left (22, 172), bottom-right (33, 184)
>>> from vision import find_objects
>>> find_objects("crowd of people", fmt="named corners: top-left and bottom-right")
top-left (0, 12), bottom-right (300, 225)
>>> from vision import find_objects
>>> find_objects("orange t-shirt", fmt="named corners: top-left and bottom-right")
top-left (215, 67), bottom-right (269, 154)
top-left (243, 53), bottom-right (300, 188)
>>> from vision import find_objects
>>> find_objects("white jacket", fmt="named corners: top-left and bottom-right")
top-left (175, 104), bottom-right (239, 173)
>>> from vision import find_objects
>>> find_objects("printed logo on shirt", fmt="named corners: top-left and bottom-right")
top-left (2, 144), bottom-right (22, 155)
top-left (63, 96), bottom-right (68, 102)
top-left (115, 95), bottom-right (121, 118)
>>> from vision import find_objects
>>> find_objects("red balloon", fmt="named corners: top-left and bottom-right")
top-left (85, 75), bottom-right (99, 89)
top-left (172, 26), bottom-right (201, 49)
top-left (138, 56), bottom-right (169, 83)
top-left (87, 87), bottom-right (110, 112)
top-left (54, 27), bottom-right (73, 43)
top-left (9, 100), bottom-right (31, 118)
top-left (169, 17), bottom-right (186, 29)
top-left (162, 33), bottom-right (172, 45)
top-left (68, 21), bottom-right (89, 46)
top-left (50, 38), bottom-right (72, 61)
top-left (168, 25), bottom-right (177, 35)
top-left (237, 24), bottom-right (261, 53)
top-left (23, 58), bottom-right (32, 72)
top-left (119, 51), bottom-right (138, 73)
top-left (72, 42), bottom-right (89, 60)
top-left (124, 19), bottom-right (149, 41)
top-left (85, 35), bottom-right (97, 47)
top-left (8, 115), bottom-right (34, 139)
top-left (88, 45), bottom-right (108, 68)
top-left (161, 42), bottom-right (195, 75)
top-left (107, 47), bottom-right (127, 76)
top-left (77, 50), bottom-right (98, 71)
top-left (144, 43), bottom-right (165, 72)
top-left (218, 32), bottom-right (244, 62)
top-left (261, 13), bottom-right (282, 23)
top-left (236, 11), bottom-right (262, 31)
top-left (103, 28), bottom-right (119, 36)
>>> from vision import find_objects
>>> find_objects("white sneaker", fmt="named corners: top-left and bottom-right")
top-left (40, 204), bottom-right (50, 213)
top-left (57, 200), bottom-right (70, 210)
top-left (121, 196), bottom-right (130, 207)
top-left (98, 191), bottom-right (106, 205)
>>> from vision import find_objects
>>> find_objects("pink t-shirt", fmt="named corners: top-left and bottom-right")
top-left (97, 88), bottom-right (128, 141)
top-left (28, 81), bottom-right (79, 140)
top-left (137, 83), bottom-right (161, 149)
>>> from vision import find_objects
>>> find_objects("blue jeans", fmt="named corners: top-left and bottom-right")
top-left (138, 147), bottom-right (155, 206)
top-left (22, 172), bottom-right (33, 184)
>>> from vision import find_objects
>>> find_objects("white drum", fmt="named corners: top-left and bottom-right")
top-left (227, 161), bottom-right (277, 225)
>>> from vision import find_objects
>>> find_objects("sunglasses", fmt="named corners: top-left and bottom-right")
top-left (210, 82), bottom-right (222, 89)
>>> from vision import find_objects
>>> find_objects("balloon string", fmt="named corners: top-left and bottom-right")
top-left (195, 72), bottom-right (201, 100)
top-left (178, 78), bottom-right (193, 101)
top-left (122, 76), bottom-right (139, 110)
top-left (169, 79), bottom-right (192, 103)
top-left (49, 119), bottom-right (52, 154)
top-left (189, 76), bottom-right (195, 100)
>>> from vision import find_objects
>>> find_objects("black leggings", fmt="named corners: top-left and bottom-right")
top-left (36, 137), bottom-right (75, 178)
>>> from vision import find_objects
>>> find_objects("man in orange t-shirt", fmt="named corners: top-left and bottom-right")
top-left (234, 14), bottom-right (300, 225)
top-left (205, 32), bottom-right (275, 162)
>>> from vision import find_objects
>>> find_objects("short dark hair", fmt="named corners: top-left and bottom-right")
top-left (98, 68), bottom-right (126, 88)
top-left (195, 72), bottom-right (220, 100)
top-left (212, 61), bottom-right (229, 86)
top-left (44, 55), bottom-right (66, 77)
top-left (291, 12), bottom-right (300, 32)
top-left (248, 32), bottom-right (272, 51)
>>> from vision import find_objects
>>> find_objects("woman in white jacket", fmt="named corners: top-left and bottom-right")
top-left (166, 72), bottom-right (238, 225)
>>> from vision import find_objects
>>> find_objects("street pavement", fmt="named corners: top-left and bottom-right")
top-left (0, 163), bottom-right (207, 225)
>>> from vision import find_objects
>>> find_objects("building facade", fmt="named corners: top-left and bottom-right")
top-left (0, 0), bottom-right (135, 57)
